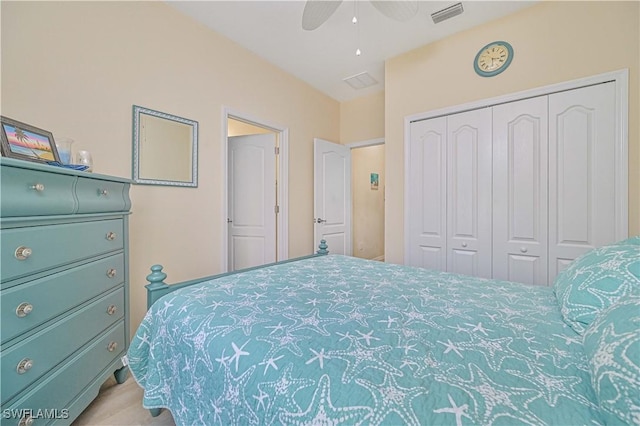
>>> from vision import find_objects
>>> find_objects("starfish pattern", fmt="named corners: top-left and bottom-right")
top-left (356, 372), bottom-right (427, 425)
top-left (128, 253), bottom-right (609, 426)
top-left (279, 375), bottom-right (372, 425)
top-left (328, 336), bottom-right (402, 384)
top-left (433, 394), bottom-right (472, 426)
top-left (438, 364), bottom-right (544, 425)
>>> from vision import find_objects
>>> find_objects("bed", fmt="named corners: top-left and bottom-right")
top-left (128, 238), bottom-right (640, 425)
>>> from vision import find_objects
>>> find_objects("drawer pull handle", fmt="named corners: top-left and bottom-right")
top-left (107, 268), bottom-right (117, 278)
top-left (15, 246), bottom-right (33, 260)
top-left (98, 188), bottom-right (109, 196)
top-left (106, 232), bottom-right (117, 241)
top-left (107, 305), bottom-right (117, 315)
top-left (107, 341), bottom-right (118, 352)
top-left (461, 242), bottom-right (468, 248)
top-left (30, 183), bottom-right (45, 192)
top-left (520, 247), bottom-right (528, 253)
top-left (16, 302), bottom-right (33, 318)
top-left (18, 415), bottom-right (34, 426)
top-left (16, 358), bottom-right (33, 374)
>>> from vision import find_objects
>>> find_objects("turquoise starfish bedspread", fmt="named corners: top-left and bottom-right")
top-left (128, 255), bottom-right (602, 425)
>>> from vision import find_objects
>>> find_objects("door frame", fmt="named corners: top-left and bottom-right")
top-left (313, 137), bottom-right (385, 254)
top-left (347, 138), bottom-right (385, 260)
top-left (403, 68), bottom-right (629, 265)
top-left (222, 107), bottom-right (289, 272)
top-left (314, 138), bottom-right (352, 255)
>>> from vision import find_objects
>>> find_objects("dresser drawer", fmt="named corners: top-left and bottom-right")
top-left (1, 321), bottom-right (125, 426)
top-left (1, 288), bottom-right (124, 404)
top-left (1, 254), bottom-right (125, 345)
top-left (0, 166), bottom-right (76, 217)
top-left (1, 219), bottom-right (124, 282)
top-left (76, 178), bottom-right (127, 214)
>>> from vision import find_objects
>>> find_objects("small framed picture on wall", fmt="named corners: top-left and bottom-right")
top-left (370, 173), bottom-right (379, 190)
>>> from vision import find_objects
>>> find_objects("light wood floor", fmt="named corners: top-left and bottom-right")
top-left (72, 376), bottom-right (175, 426)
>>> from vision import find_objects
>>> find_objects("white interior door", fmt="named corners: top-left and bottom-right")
top-left (228, 134), bottom-right (276, 270)
top-left (548, 82), bottom-right (617, 281)
top-left (446, 108), bottom-right (493, 278)
top-left (407, 116), bottom-right (447, 270)
top-left (314, 138), bottom-right (351, 255)
top-left (493, 96), bottom-right (549, 285)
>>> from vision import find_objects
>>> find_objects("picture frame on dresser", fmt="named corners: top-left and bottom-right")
top-left (0, 116), bottom-right (61, 164)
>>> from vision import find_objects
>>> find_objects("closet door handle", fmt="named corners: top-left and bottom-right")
top-left (316, 218), bottom-right (327, 224)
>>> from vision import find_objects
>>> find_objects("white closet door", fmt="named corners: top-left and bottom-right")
top-left (447, 108), bottom-right (493, 278)
top-left (548, 82), bottom-right (617, 281)
top-left (407, 116), bottom-right (447, 270)
top-left (493, 96), bottom-right (549, 285)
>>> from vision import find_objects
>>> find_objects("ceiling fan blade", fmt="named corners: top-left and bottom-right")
top-left (370, 0), bottom-right (418, 22)
top-left (302, 0), bottom-right (343, 30)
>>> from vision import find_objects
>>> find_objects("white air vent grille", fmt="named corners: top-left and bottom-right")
top-left (343, 72), bottom-right (378, 90)
top-left (431, 2), bottom-right (464, 24)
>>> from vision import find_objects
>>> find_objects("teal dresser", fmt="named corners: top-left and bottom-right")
top-left (0, 158), bottom-right (131, 425)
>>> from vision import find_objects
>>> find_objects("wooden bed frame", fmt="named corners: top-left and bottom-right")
top-left (145, 240), bottom-right (329, 309)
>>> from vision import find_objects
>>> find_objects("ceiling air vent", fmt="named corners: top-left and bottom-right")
top-left (431, 2), bottom-right (464, 24)
top-left (343, 72), bottom-right (378, 90)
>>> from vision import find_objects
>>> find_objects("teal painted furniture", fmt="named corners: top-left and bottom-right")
top-left (0, 158), bottom-right (131, 426)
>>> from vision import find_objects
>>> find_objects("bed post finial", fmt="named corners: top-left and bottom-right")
top-left (317, 239), bottom-right (329, 255)
top-left (146, 264), bottom-right (168, 290)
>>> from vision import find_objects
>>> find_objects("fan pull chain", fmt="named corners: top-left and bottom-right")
top-left (354, 0), bottom-right (361, 56)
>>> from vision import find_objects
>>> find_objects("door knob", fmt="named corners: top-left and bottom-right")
top-left (316, 218), bottom-right (327, 223)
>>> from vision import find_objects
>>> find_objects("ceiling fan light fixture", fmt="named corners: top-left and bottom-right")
top-left (431, 2), bottom-right (464, 24)
top-left (343, 71), bottom-right (377, 90)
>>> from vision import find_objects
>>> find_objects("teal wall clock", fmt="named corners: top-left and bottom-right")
top-left (474, 41), bottom-right (514, 77)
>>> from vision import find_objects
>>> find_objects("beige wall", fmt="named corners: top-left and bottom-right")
top-left (1, 1), bottom-right (340, 335)
top-left (340, 91), bottom-right (385, 144)
top-left (340, 91), bottom-right (386, 260)
top-left (228, 118), bottom-right (272, 137)
top-left (351, 145), bottom-right (385, 260)
top-left (385, 1), bottom-right (640, 264)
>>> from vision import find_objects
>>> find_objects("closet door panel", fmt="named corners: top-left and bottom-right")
top-left (493, 96), bottom-right (548, 286)
top-left (408, 117), bottom-right (447, 270)
top-left (446, 108), bottom-right (492, 278)
top-left (549, 82), bottom-right (617, 282)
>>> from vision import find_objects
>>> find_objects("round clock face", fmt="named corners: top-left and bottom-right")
top-left (474, 41), bottom-right (513, 77)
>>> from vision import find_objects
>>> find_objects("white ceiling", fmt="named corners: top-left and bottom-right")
top-left (167, 1), bottom-right (536, 102)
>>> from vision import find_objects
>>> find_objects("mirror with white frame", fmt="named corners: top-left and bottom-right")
top-left (132, 105), bottom-right (198, 187)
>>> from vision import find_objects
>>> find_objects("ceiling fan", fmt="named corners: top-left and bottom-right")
top-left (302, 0), bottom-right (419, 30)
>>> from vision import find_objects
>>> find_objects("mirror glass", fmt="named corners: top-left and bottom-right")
top-left (132, 105), bottom-right (198, 187)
